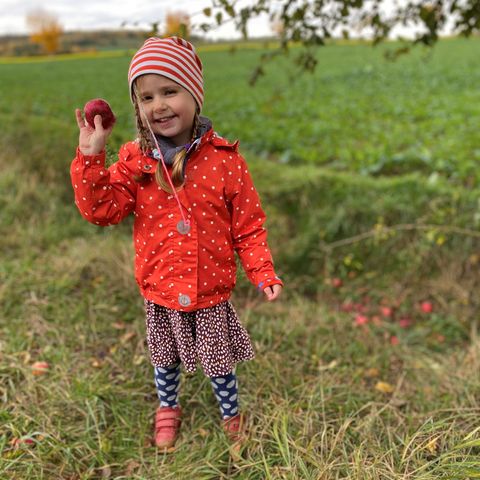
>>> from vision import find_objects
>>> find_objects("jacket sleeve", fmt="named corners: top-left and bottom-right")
top-left (70, 144), bottom-right (137, 226)
top-left (226, 151), bottom-right (284, 291)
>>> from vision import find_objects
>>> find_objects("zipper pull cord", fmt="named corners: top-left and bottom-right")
top-left (134, 89), bottom-right (190, 229)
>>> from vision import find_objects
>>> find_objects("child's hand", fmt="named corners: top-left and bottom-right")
top-left (263, 284), bottom-right (282, 301)
top-left (75, 108), bottom-right (113, 156)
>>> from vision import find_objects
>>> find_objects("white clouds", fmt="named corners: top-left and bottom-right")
top-left (0, 0), bottom-right (456, 39)
top-left (0, 0), bottom-right (271, 37)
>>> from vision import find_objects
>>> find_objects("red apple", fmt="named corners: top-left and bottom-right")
top-left (340, 302), bottom-right (354, 312)
top-left (380, 306), bottom-right (393, 318)
top-left (420, 301), bottom-right (433, 314)
top-left (31, 361), bottom-right (49, 376)
top-left (390, 335), bottom-right (399, 345)
top-left (355, 314), bottom-right (369, 326)
top-left (398, 317), bottom-right (412, 328)
top-left (10, 437), bottom-right (35, 447)
top-left (331, 277), bottom-right (343, 288)
top-left (84, 98), bottom-right (116, 129)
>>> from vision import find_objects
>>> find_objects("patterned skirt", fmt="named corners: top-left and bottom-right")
top-left (144, 299), bottom-right (255, 377)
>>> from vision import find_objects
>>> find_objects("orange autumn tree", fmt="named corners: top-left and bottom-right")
top-left (26, 8), bottom-right (63, 54)
top-left (164, 10), bottom-right (191, 38)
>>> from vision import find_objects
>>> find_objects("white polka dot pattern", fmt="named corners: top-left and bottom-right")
top-left (154, 363), bottom-right (181, 407)
top-left (144, 299), bottom-right (255, 377)
top-left (210, 371), bottom-right (240, 418)
top-left (70, 128), bottom-right (284, 311)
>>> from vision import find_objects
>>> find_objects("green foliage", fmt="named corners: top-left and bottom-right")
top-left (1, 38), bottom-right (480, 304)
top-left (203, 39), bottom-right (480, 188)
top-left (1, 39), bottom-right (479, 186)
top-left (203, 0), bottom-right (480, 81)
top-left (1, 39), bottom-right (480, 478)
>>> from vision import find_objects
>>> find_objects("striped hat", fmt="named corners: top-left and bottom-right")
top-left (128, 36), bottom-right (204, 110)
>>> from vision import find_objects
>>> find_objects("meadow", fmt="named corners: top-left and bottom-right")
top-left (1, 38), bottom-right (480, 479)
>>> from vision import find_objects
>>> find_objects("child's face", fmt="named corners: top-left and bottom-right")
top-left (135, 74), bottom-right (197, 147)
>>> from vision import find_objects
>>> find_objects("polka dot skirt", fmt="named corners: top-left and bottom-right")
top-left (144, 299), bottom-right (255, 377)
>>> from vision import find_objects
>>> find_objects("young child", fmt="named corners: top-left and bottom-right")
top-left (70, 37), bottom-right (283, 451)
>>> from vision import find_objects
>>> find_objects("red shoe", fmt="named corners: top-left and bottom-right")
top-left (222, 413), bottom-right (246, 443)
top-left (154, 406), bottom-right (182, 450)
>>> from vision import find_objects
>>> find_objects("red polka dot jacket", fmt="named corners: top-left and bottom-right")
top-left (70, 128), bottom-right (283, 311)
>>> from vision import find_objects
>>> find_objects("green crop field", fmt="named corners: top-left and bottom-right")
top-left (1, 38), bottom-right (480, 479)
top-left (2, 38), bottom-right (480, 183)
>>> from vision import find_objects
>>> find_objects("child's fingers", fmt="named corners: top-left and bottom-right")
top-left (274, 285), bottom-right (283, 299)
top-left (264, 286), bottom-right (274, 299)
top-left (75, 109), bottom-right (85, 129)
top-left (264, 284), bottom-right (282, 301)
top-left (93, 114), bottom-right (105, 133)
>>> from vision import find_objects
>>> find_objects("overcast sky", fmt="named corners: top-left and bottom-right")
top-left (0, 0), bottom-right (454, 39)
top-left (0, 0), bottom-right (272, 38)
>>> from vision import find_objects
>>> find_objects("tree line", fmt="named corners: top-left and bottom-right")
top-left (21, 1), bottom-right (480, 63)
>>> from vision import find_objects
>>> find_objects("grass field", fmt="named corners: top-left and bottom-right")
top-left (1, 38), bottom-right (480, 478)
top-left (1, 38), bottom-right (479, 184)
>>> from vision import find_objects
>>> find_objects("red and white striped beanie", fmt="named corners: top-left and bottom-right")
top-left (128, 36), bottom-right (204, 110)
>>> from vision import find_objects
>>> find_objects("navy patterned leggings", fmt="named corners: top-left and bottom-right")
top-left (154, 363), bottom-right (239, 418)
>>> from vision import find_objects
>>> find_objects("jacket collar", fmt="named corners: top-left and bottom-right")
top-left (149, 116), bottom-right (213, 165)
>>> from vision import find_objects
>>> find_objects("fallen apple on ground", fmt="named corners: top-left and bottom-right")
top-left (420, 301), bottom-right (433, 314)
top-left (355, 314), bottom-right (369, 326)
top-left (380, 306), bottom-right (393, 318)
top-left (31, 361), bottom-right (49, 375)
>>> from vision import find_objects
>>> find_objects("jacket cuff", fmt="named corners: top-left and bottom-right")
top-left (76, 147), bottom-right (106, 166)
top-left (257, 275), bottom-right (284, 292)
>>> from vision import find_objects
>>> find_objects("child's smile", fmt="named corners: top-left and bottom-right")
top-left (136, 74), bottom-right (197, 146)
top-left (154, 115), bottom-right (177, 131)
